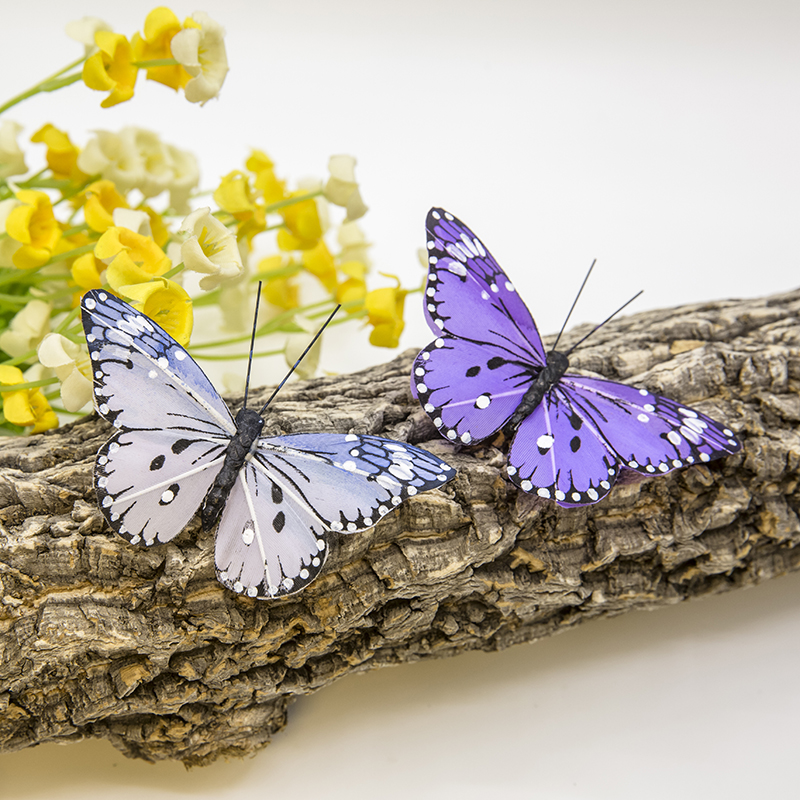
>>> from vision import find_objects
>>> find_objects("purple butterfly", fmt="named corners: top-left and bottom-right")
top-left (412, 208), bottom-right (741, 507)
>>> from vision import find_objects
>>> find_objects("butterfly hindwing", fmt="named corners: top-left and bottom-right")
top-left (413, 336), bottom-right (533, 444)
top-left (214, 433), bottom-right (457, 597)
top-left (96, 428), bottom-right (226, 545)
top-left (561, 376), bottom-right (742, 474)
top-left (507, 388), bottom-right (619, 505)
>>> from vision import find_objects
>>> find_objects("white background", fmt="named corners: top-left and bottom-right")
top-left (1, 1), bottom-right (799, 797)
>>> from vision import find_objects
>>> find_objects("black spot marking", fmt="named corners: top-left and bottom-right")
top-left (150, 454), bottom-right (165, 471)
top-left (272, 482), bottom-right (283, 504)
top-left (273, 511), bottom-right (286, 533)
top-left (569, 413), bottom-right (583, 431)
top-left (487, 356), bottom-right (507, 370)
top-left (570, 436), bottom-right (581, 452)
top-left (466, 365), bottom-right (481, 377)
top-left (172, 439), bottom-right (192, 455)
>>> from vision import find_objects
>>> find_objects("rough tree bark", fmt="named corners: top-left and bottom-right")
top-left (1, 288), bottom-right (799, 764)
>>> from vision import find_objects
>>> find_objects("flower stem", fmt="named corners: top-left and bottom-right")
top-left (0, 56), bottom-right (85, 115)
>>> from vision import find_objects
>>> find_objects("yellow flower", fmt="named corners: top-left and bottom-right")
top-left (65, 17), bottom-right (112, 56)
top-left (82, 31), bottom-right (139, 108)
top-left (336, 261), bottom-right (367, 309)
top-left (0, 120), bottom-right (27, 180)
top-left (247, 150), bottom-right (286, 205)
top-left (119, 279), bottom-right (193, 346)
top-left (141, 205), bottom-right (170, 248)
top-left (95, 226), bottom-right (171, 291)
top-left (82, 179), bottom-right (129, 233)
top-left (179, 207), bottom-right (243, 291)
top-left (213, 171), bottom-right (266, 243)
top-left (131, 7), bottom-right (191, 91)
top-left (365, 275), bottom-right (407, 348)
top-left (302, 241), bottom-right (338, 292)
top-left (169, 12), bottom-right (229, 105)
top-left (324, 155), bottom-right (368, 221)
top-left (0, 299), bottom-right (51, 358)
top-left (30, 124), bottom-right (87, 183)
top-left (258, 255), bottom-right (300, 310)
top-left (37, 334), bottom-right (93, 412)
top-left (5, 190), bottom-right (62, 270)
top-left (71, 252), bottom-right (105, 291)
top-left (0, 365), bottom-right (58, 432)
top-left (278, 189), bottom-right (326, 251)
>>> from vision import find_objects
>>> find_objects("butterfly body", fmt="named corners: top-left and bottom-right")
top-left (413, 208), bottom-right (741, 507)
top-left (82, 289), bottom-right (455, 598)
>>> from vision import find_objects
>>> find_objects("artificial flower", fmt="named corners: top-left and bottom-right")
top-left (65, 16), bottom-right (112, 55)
top-left (82, 31), bottom-right (138, 108)
top-left (37, 334), bottom-right (93, 412)
top-left (0, 120), bottom-right (27, 179)
top-left (247, 150), bottom-right (286, 205)
top-left (259, 255), bottom-right (300, 310)
top-left (324, 155), bottom-right (368, 221)
top-left (82, 179), bottom-right (129, 232)
top-left (169, 11), bottom-right (229, 105)
top-left (302, 241), bottom-right (338, 292)
top-left (131, 7), bottom-right (191, 91)
top-left (5, 190), bottom-right (62, 269)
top-left (0, 299), bottom-right (51, 358)
top-left (30, 124), bottom-right (87, 183)
top-left (364, 274), bottom-right (407, 347)
top-left (336, 261), bottom-right (367, 309)
top-left (278, 185), bottom-right (327, 251)
top-left (337, 220), bottom-right (371, 268)
top-left (0, 365), bottom-right (58, 432)
top-left (179, 206), bottom-right (243, 290)
top-left (95, 225), bottom-right (171, 290)
top-left (119, 278), bottom-right (193, 346)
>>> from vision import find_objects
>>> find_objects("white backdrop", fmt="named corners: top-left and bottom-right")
top-left (1, 1), bottom-right (799, 797)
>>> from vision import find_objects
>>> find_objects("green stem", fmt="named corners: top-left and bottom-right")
top-left (133, 58), bottom-right (179, 68)
top-left (0, 56), bottom-right (85, 116)
top-left (0, 377), bottom-right (57, 392)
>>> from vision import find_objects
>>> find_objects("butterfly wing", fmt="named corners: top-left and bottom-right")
top-left (413, 337), bottom-right (533, 444)
top-left (82, 289), bottom-right (235, 544)
top-left (422, 208), bottom-right (547, 365)
top-left (561, 376), bottom-right (742, 473)
top-left (508, 376), bottom-right (741, 507)
top-left (507, 387), bottom-right (620, 505)
top-left (214, 433), bottom-right (456, 598)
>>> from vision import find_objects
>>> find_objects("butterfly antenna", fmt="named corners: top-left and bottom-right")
top-left (551, 259), bottom-right (597, 352)
top-left (257, 304), bottom-right (341, 417)
top-left (564, 290), bottom-right (644, 357)
top-left (241, 282), bottom-right (264, 411)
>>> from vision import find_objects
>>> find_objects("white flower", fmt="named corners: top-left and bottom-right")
top-left (284, 316), bottom-right (323, 381)
top-left (65, 17), bottom-right (112, 55)
top-left (338, 220), bottom-right (372, 268)
top-left (0, 120), bottom-right (27, 180)
top-left (170, 12), bottom-right (229, 105)
top-left (324, 155), bottom-right (368, 221)
top-left (179, 207), bottom-right (243, 291)
top-left (0, 300), bottom-right (51, 358)
top-left (37, 333), bottom-right (92, 412)
top-left (112, 207), bottom-right (152, 237)
top-left (77, 127), bottom-right (199, 210)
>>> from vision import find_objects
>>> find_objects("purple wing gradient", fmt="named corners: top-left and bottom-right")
top-left (413, 208), bottom-right (742, 507)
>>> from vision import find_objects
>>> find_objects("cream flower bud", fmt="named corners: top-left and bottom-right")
top-left (170, 12), bottom-right (229, 105)
top-left (324, 155), bottom-right (368, 221)
top-left (37, 333), bottom-right (92, 412)
top-left (65, 17), bottom-right (112, 55)
top-left (0, 120), bottom-right (27, 180)
top-left (179, 207), bottom-right (243, 291)
top-left (0, 299), bottom-right (51, 358)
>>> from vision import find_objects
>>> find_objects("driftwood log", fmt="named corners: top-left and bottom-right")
top-left (1, 288), bottom-right (799, 765)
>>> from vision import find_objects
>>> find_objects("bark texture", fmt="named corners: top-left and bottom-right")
top-left (1, 289), bottom-right (799, 764)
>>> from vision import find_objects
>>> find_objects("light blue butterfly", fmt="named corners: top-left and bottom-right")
top-left (81, 289), bottom-right (455, 599)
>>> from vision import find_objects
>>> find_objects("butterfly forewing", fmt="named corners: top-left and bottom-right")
top-left (424, 208), bottom-right (547, 366)
top-left (82, 290), bottom-right (235, 435)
